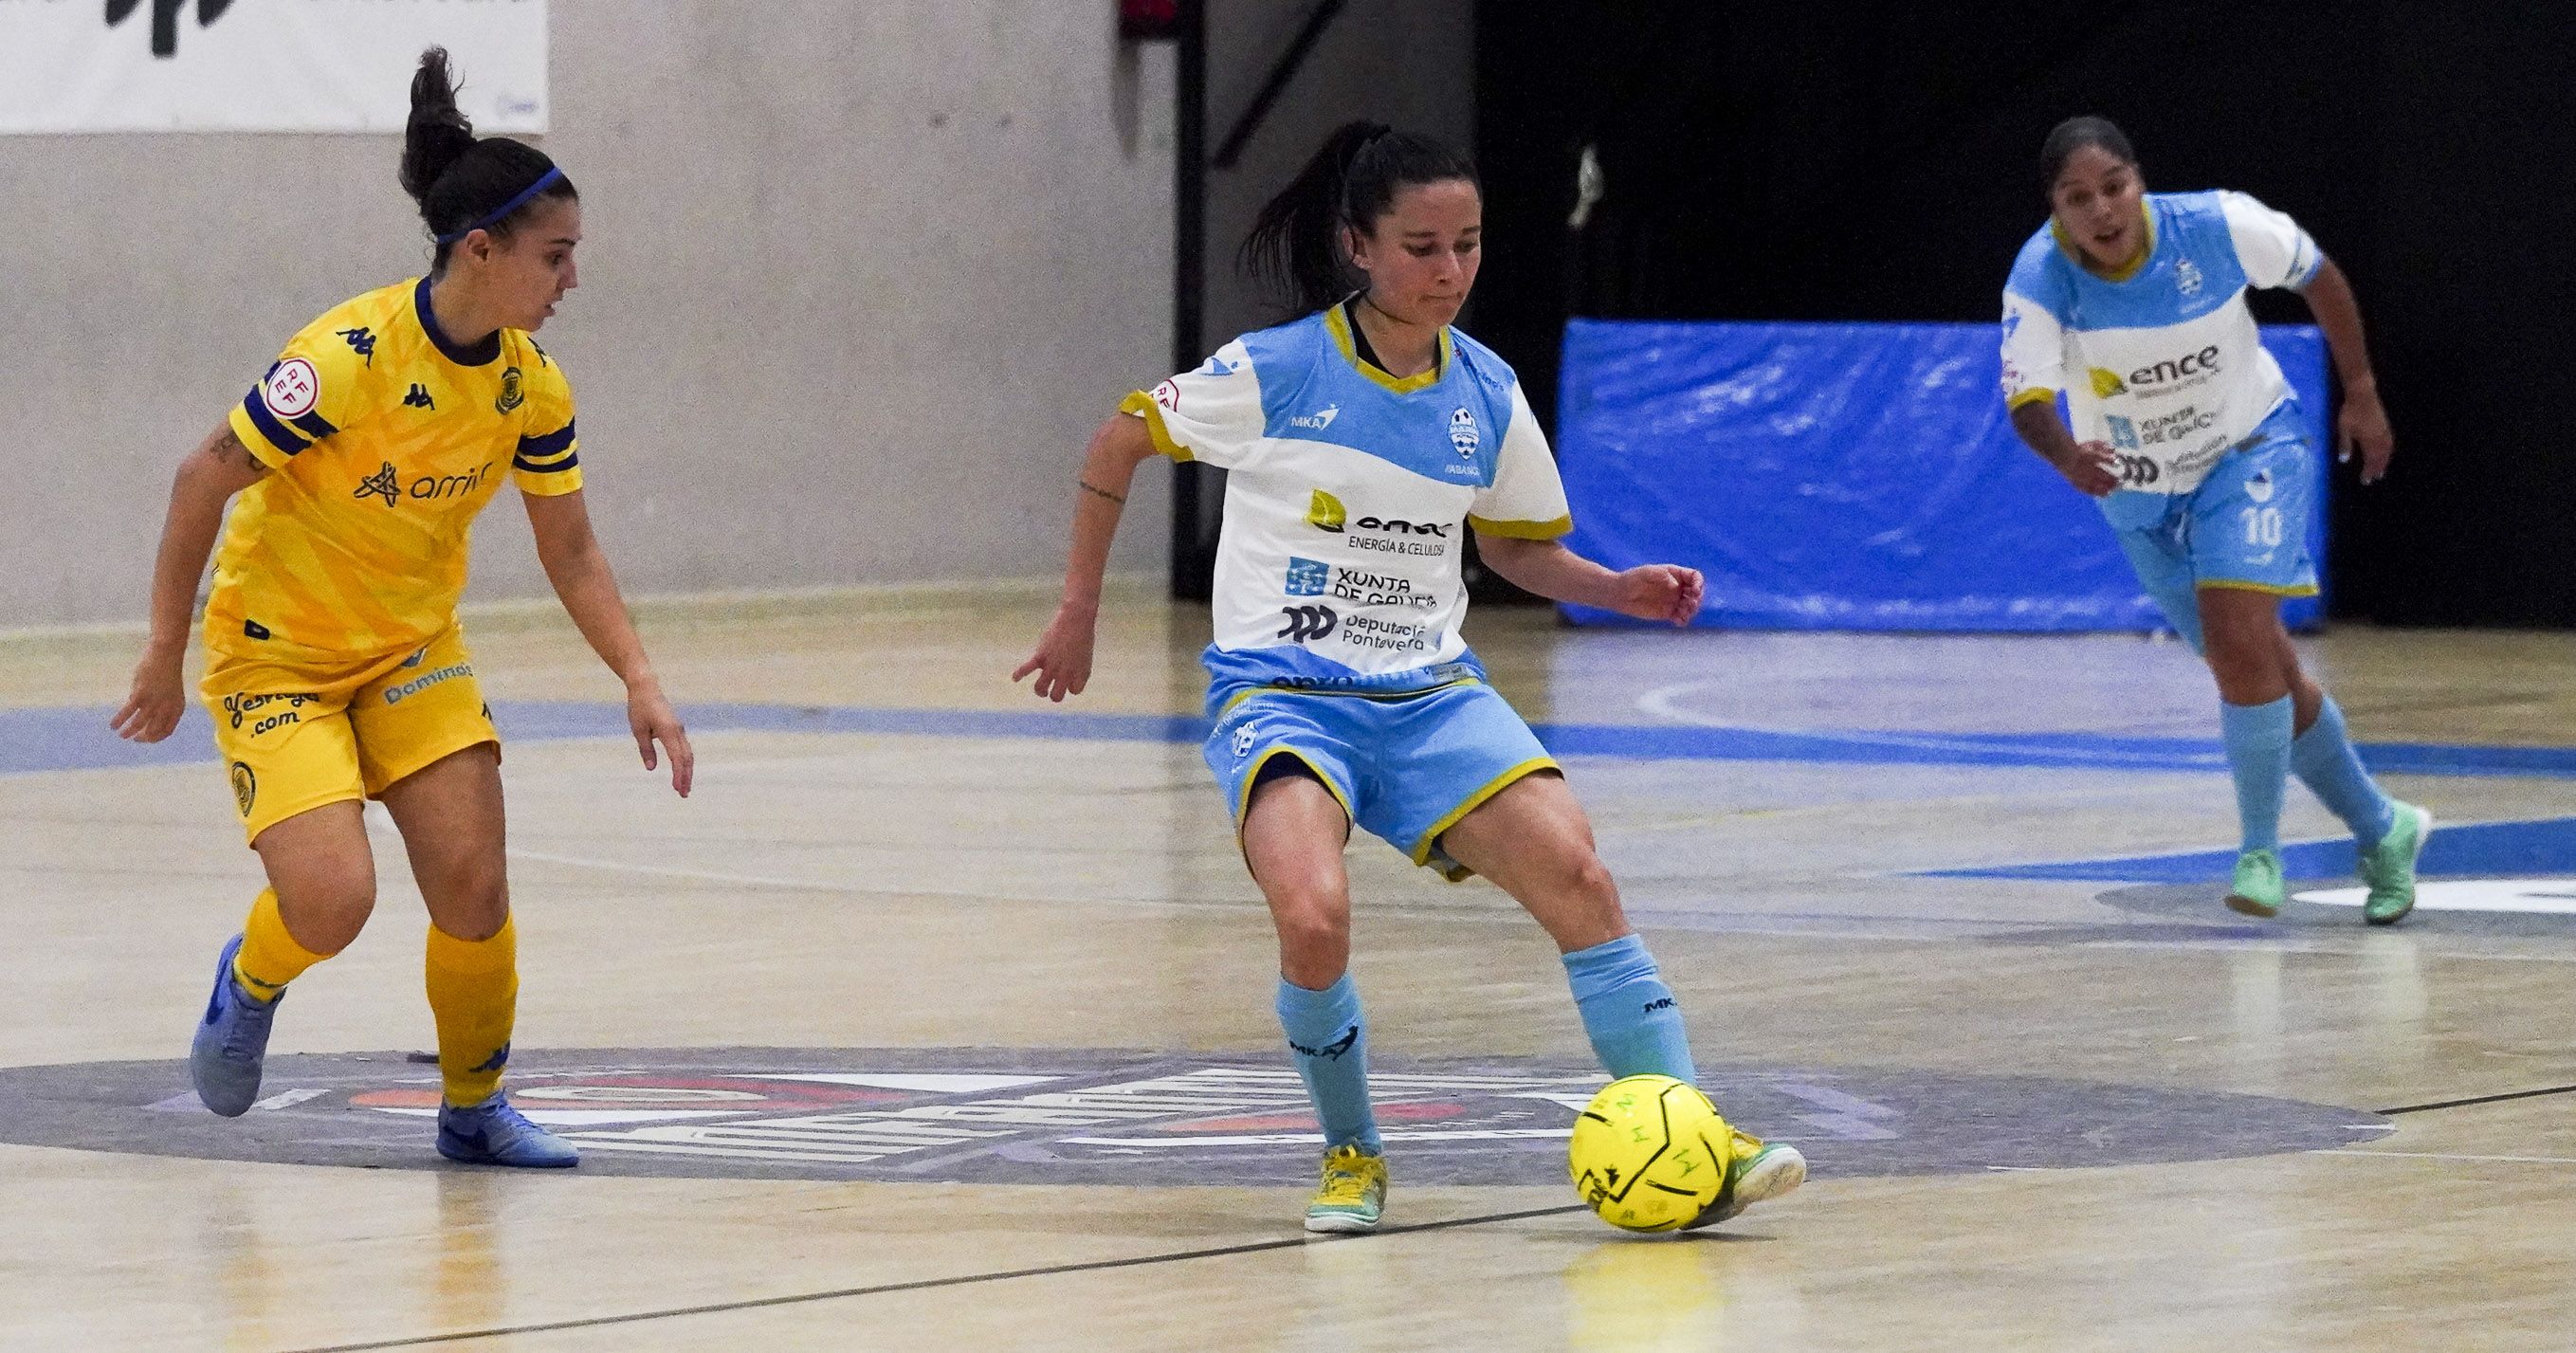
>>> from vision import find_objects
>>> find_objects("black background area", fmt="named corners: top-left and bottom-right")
top-left (1471, 1), bottom-right (2576, 626)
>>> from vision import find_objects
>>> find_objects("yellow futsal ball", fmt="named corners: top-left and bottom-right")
top-left (1568, 1074), bottom-right (1730, 1233)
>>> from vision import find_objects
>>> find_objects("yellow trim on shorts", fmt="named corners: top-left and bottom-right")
top-left (1466, 514), bottom-right (1573, 540)
top-left (2198, 579), bottom-right (2322, 598)
top-left (1409, 756), bottom-right (1560, 878)
top-left (1117, 391), bottom-right (1194, 462)
top-left (2006, 386), bottom-right (2058, 411)
top-left (1233, 747), bottom-right (1354, 829)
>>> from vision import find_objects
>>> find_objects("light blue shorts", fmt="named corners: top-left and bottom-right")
top-left (2102, 404), bottom-right (2319, 650)
top-left (1204, 682), bottom-right (1558, 880)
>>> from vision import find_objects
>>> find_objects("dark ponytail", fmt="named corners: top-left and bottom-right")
top-left (399, 46), bottom-right (577, 271)
top-left (2040, 115), bottom-right (2137, 192)
top-left (1239, 119), bottom-right (1480, 315)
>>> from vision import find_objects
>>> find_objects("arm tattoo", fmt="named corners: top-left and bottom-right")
top-left (206, 428), bottom-right (269, 477)
top-left (1078, 480), bottom-right (1126, 505)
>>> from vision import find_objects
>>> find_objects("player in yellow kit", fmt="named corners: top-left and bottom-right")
top-left (109, 49), bottom-right (692, 1167)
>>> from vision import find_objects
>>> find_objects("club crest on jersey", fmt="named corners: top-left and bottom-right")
top-left (2246, 468), bottom-right (2275, 503)
top-left (495, 367), bottom-right (525, 414)
top-left (1449, 407), bottom-right (1480, 458)
top-left (2175, 258), bottom-right (2204, 298)
top-left (262, 358), bottom-right (320, 419)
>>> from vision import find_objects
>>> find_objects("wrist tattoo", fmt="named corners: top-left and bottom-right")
top-left (1079, 481), bottom-right (1126, 505)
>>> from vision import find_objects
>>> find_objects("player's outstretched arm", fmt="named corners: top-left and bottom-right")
top-left (1472, 535), bottom-right (1705, 627)
top-left (2007, 402), bottom-right (2120, 498)
top-left (1015, 411), bottom-right (1158, 702)
top-left (522, 488), bottom-right (693, 797)
top-left (2296, 258), bottom-right (2394, 484)
top-left (111, 426), bottom-right (269, 744)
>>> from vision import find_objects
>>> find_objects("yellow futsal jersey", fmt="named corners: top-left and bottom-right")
top-left (212, 277), bottom-right (581, 661)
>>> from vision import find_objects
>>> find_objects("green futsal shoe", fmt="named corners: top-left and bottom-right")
top-left (2358, 802), bottom-right (2433, 926)
top-left (2224, 849), bottom-right (2286, 918)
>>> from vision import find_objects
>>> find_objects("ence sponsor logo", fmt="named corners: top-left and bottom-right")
top-left (1305, 490), bottom-right (1453, 557)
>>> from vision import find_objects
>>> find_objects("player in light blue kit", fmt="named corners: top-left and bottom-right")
top-left (2000, 117), bottom-right (2428, 923)
top-left (1015, 122), bottom-right (1804, 1234)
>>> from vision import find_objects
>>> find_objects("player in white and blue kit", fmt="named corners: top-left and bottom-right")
top-left (2001, 117), bottom-right (2428, 923)
top-left (1016, 122), bottom-right (1804, 1234)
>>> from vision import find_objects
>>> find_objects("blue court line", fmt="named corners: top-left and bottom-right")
top-left (8, 702), bottom-right (2576, 780)
top-left (1929, 816), bottom-right (2576, 884)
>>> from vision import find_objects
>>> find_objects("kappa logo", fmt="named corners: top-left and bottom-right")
top-left (1289, 404), bottom-right (1340, 431)
top-left (2175, 258), bottom-right (2204, 298)
top-left (495, 367), bottom-right (525, 414)
top-left (105, 0), bottom-right (235, 60)
top-left (2246, 469), bottom-right (2276, 503)
top-left (338, 327), bottom-right (377, 367)
top-left (1449, 406), bottom-right (1480, 458)
top-left (403, 384), bottom-right (435, 410)
top-left (354, 463), bottom-right (402, 507)
top-left (1277, 605), bottom-right (1338, 644)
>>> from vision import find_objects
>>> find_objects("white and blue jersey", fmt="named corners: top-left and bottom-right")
top-left (1123, 302), bottom-right (1573, 715)
top-left (2001, 190), bottom-right (2321, 498)
top-left (1124, 302), bottom-right (1572, 878)
top-left (2001, 191), bottom-right (2329, 611)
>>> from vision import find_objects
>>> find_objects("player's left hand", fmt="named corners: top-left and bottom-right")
top-left (628, 680), bottom-right (694, 797)
top-left (2339, 383), bottom-right (2395, 485)
top-left (1607, 564), bottom-right (1706, 627)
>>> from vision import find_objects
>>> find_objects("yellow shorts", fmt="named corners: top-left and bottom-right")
top-left (201, 625), bottom-right (500, 845)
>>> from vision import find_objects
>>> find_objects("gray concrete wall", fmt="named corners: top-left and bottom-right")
top-left (0, 1), bottom-right (1175, 631)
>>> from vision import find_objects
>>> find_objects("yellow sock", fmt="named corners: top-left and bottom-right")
top-left (233, 887), bottom-right (329, 1001)
top-left (425, 917), bottom-right (520, 1108)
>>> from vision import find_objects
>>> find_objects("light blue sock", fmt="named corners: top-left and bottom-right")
top-left (1275, 975), bottom-right (1379, 1153)
top-left (1562, 934), bottom-right (1697, 1084)
top-left (2220, 695), bottom-right (2295, 853)
top-left (2292, 696), bottom-right (2397, 849)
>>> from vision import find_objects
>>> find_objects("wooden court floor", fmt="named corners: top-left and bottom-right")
top-left (4, 583), bottom-right (2574, 1351)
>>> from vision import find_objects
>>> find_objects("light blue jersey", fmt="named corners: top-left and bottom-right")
top-left (1123, 303), bottom-right (1572, 716)
top-left (2001, 190), bottom-right (2321, 503)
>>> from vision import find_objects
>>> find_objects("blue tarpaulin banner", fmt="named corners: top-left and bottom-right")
top-left (1554, 320), bottom-right (2328, 631)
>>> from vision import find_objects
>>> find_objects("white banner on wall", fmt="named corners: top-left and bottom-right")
top-left (0, 0), bottom-right (547, 134)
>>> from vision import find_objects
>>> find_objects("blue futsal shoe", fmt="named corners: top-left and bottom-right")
top-left (190, 934), bottom-right (281, 1118)
top-left (438, 1093), bottom-right (581, 1168)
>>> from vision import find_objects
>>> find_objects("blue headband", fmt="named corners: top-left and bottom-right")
top-left (433, 166), bottom-right (565, 246)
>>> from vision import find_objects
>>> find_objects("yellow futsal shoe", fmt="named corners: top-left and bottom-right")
top-left (1305, 1143), bottom-right (1388, 1234)
top-left (1683, 1128), bottom-right (1807, 1231)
